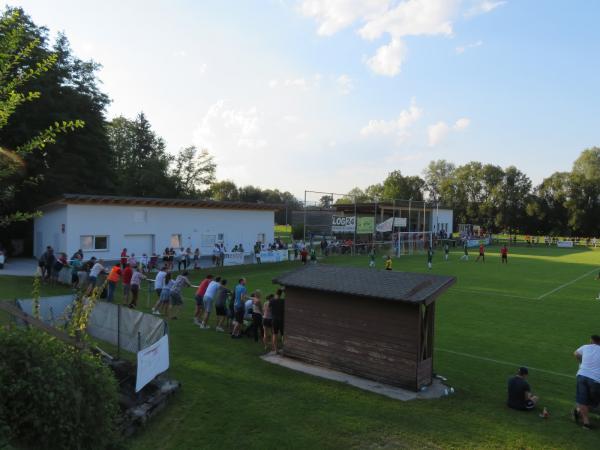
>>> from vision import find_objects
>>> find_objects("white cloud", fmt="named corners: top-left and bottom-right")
top-left (455, 40), bottom-right (483, 54)
top-left (360, 98), bottom-right (423, 141)
top-left (428, 121), bottom-right (450, 146)
top-left (454, 117), bottom-right (470, 130)
top-left (268, 79), bottom-right (279, 88)
top-left (335, 74), bottom-right (354, 95)
top-left (301, 0), bottom-right (460, 76)
top-left (194, 100), bottom-right (266, 153)
top-left (298, 0), bottom-right (389, 36)
top-left (428, 117), bottom-right (470, 146)
top-left (464, 0), bottom-right (507, 18)
top-left (365, 38), bottom-right (407, 76)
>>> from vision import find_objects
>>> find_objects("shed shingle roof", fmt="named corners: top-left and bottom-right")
top-left (273, 265), bottom-right (455, 305)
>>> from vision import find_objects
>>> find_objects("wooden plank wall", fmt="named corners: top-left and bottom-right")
top-left (283, 287), bottom-right (421, 390)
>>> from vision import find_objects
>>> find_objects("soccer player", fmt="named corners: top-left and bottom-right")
top-left (427, 248), bottom-right (433, 270)
top-left (475, 243), bottom-right (485, 263)
top-left (501, 245), bottom-right (508, 264)
top-left (368, 248), bottom-right (376, 268)
top-left (443, 242), bottom-right (449, 261)
top-left (384, 255), bottom-right (392, 271)
top-left (460, 241), bottom-right (469, 261)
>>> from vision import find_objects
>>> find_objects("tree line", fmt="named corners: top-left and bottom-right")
top-left (0, 7), bottom-right (298, 238)
top-left (341, 150), bottom-right (600, 236)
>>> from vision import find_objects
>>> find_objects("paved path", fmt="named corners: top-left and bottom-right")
top-left (0, 258), bottom-right (38, 277)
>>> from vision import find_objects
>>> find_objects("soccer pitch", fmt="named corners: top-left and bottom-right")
top-left (2, 245), bottom-right (599, 449)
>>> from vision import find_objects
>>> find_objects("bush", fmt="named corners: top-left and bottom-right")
top-left (0, 327), bottom-right (120, 450)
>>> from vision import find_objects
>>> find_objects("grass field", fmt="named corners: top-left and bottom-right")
top-left (1, 245), bottom-right (600, 449)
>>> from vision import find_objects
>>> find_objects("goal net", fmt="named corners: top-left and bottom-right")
top-left (394, 231), bottom-right (433, 256)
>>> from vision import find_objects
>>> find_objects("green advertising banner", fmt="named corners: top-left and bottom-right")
top-left (357, 217), bottom-right (375, 234)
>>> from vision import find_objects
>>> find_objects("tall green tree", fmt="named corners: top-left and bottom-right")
top-left (381, 170), bottom-right (425, 201)
top-left (107, 113), bottom-right (175, 197)
top-left (0, 8), bottom-right (84, 228)
top-left (170, 146), bottom-right (216, 198)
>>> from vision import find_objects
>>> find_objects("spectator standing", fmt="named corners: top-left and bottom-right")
top-left (573, 335), bottom-right (600, 429)
top-left (270, 289), bottom-right (285, 352)
top-left (70, 254), bottom-right (82, 288)
top-left (86, 258), bottom-right (105, 294)
top-left (193, 248), bottom-right (200, 269)
top-left (231, 278), bottom-right (247, 338)
top-left (151, 266), bottom-right (168, 314)
top-left (199, 276), bottom-right (221, 329)
top-left (106, 264), bottom-right (122, 302)
top-left (128, 253), bottom-right (137, 268)
top-left (169, 270), bottom-right (194, 320)
top-left (129, 266), bottom-right (146, 309)
top-left (251, 291), bottom-right (263, 343)
top-left (262, 294), bottom-right (274, 351)
top-left (194, 274), bottom-right (213, 325)
top-left (214, 279), bottom-right (230, 332)
top-left (122, 263), bottom-right (133, 304)
top-left (120, 248), bottom-right (128, 269)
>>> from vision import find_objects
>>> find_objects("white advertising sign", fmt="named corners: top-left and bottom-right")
top-left (331, 215), bottom-right (356, 233)
top-left (376, 217), bottom-right (407, 233)
top-left (223, 252), bottom-right (244, 266)
top-left (136, 334), bottom-right (170, 392)
top-left (259, 250), bottom-right (289, 263)
top-left (557, 240), bottom-right (574, 248)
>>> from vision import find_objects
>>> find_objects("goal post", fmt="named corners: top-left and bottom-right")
top-left (394, 231), bottom-right (434, 256)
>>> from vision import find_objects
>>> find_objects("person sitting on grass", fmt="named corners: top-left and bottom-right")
top-left (573, 335), bottom-right (600, 429)
top-left (507, 367), bottom-right (538, 411)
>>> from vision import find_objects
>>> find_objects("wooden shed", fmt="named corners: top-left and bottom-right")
top-left (273, 265), bottom-right (456, 391)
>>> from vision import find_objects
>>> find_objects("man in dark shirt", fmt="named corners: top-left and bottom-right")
top-left (270, 289), bottom-right (285, 353)
top-left (507, 367), bottom-right (538, 410)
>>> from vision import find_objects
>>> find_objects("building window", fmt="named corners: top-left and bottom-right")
top-left (80, 235), bottom-right (109, 251)
top-left (134, 210), bottom-right (147, 223)
top-left (217, 233), bottom-right (225, 242)
top-left (201, 234), bottom-right (216, 247)
top-left (170, 234), bottom-right (181, 248)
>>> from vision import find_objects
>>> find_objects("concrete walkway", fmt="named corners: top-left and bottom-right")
top-left (0, 258), bottom-right (38, 277)
top-left (261, 353), bottom-right (452, 401)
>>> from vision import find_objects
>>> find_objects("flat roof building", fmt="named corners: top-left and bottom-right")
top-left (34, 194), bottom-right (277, 260)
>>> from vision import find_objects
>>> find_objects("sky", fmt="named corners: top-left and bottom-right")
top-left (4, 0), bottom-right (600, 199)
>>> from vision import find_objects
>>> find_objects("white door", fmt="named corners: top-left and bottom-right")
top-left (124, 234), bottom-right (154, 257)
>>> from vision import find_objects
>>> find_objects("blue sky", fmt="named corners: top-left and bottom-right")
top-left (5, 0), bottom-right (600, 198)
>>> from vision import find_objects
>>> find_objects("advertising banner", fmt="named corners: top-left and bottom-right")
top-left (259, 249), bottom-right (289, 263)
top-left (557, 240), bottom-right (574, 248)
top-left (136, 334), bottom-right (170, 392)
top-left (375, 217), bottom-right (407, 233)
top-left (357, 217), bottom-right (375, 234)
top-left (223, 252), bottom-right (245, 266)
top-left (331, 215), bottom-right (356, 233)
top-left (466, 237), bottom-right (492, 248)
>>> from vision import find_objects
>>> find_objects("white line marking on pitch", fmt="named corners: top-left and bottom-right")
top-left (450, 287), bottom-right (535, 301)
top-left (536, 267), bottom-right (599, 300)
top-left (436, 348), bottom-right (573, 379)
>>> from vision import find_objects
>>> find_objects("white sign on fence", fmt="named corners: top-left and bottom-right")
top-left (332, 215), bottom-right (356, 233)
top-left (223, 252), bottom-right (244, 266)
top-left (136, 334), bottom-right (170, 392)
top-left (557, 240), bottom-right (574, 248)
top-left (376, 217), bottom-right (407, 233)
top-left (259, 249), bottom-right (289, 263)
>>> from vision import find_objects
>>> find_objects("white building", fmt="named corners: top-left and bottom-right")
top-left (34, 194), bottom-right (276, 260)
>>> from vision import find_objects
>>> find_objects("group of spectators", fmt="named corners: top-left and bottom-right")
top-left (148, 270), bottom-right (286, 352)
top-left (507, 335), bottom-right (600, 430)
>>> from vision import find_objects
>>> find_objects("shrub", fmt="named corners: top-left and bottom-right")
top-left (0, 327), bottom-right (120, 450)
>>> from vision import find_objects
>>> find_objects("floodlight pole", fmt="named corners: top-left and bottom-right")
top-left (408, 198), bottom-right (412, 233)
top-left (303, 190), bottom-right (307, 244)
top-left (352, 196), bottom-right (357, 256)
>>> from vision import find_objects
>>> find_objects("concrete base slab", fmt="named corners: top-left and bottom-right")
top-left (261, 353), bottom-right (451, 401)
top-left (0, 258), bottom-right (38, 277)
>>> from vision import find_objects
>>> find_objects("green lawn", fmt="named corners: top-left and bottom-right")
top-left (1, 246), bottom-right (600, 449)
